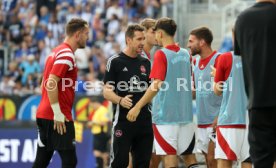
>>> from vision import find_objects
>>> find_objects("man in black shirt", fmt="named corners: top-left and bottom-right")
top-left (103, 24), bottom-right (153, 168)
top-left (234, 1), bottom-right (276, 168)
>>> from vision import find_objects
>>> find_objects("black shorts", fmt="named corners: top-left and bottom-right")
top-left (36, 118), bottom-right (76, 151)
top-left (93, 132), bottom-right (110, 152)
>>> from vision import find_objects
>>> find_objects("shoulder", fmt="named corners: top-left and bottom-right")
top-left (218, 52), bottom-right (232, 61)
top-left (217, 52), bottom-right (233, 68)
top-left (154, 49), bottom-right (166, 58)
top-left (138, 54), bottom-right (150, 63)
top-left (106, 53), bottom-right (121, 72)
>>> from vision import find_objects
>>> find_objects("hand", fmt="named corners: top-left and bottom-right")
top-left (54, 118), bottom-right (69, 135)
top-left (126, 106), bottom-right (141, 122)
top-left (210, 65), bottom-right (216, 77)
top-left (119, 95), bottom-right (133, 109)
top-left (211, 116), bottom-right (218, 132)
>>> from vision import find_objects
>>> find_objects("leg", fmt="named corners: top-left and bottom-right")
top-left (102, 152), bottom-right (109, 168)
top-left (93, 133), bottom-right (108, 168)
top-left (94, 150), bottom-right (104, 168)
top-left (149, 153), bottom-right (162, 168)
top-left (241, 161), bottom-right (252, 168)
top-left (183, 154), bottom-right (198, 167)
top-left (207, 141), bottom-right (217, 168)
top-left (58, 149), bottom-right (77, 168)
top-left (110, 123), bottom-right (132, 168)
top-left (33, 119), bottom-right (54, 168)
top-left (179, 125), bottom-right (198, 167)
top-left (131, 125), bottom-right (153, 168)
top-left (163, 155), bottom-right (178, 168)
top-left (217, 159), bottom-right (231, 168)
top-left (32, 145), bottom-right (54, 168)
top-left (248, 109), bottom-right (276, 168)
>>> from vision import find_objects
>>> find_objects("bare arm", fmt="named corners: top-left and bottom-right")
top-left (210, 65), bottom-right (223, 96)
top-left (126, 79), bottom-right (163, 122)
top-left (47, 74), bottom-right (60, 104)
top-left (46, 74), bottom-right (68, 135)
top-left (103, 84), bottom-right (133, 109)
top-left (103, 84), bottom-right (121, 104)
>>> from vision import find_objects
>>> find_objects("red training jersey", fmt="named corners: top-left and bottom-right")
top-left (36, 43), bottom-right (78, 121)
top-left (214, 52), bottom-right (233, 83)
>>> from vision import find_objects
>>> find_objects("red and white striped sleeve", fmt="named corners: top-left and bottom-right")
top-left (50, 47), bottom-right (75, 78)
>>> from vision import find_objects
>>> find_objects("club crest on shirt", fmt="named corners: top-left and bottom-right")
top-left (140, 65), bottom-right (147, 76)
top-left (140, 65), bottom-right (146, 73)
top-left (115, 130), bottom-right (123, 137)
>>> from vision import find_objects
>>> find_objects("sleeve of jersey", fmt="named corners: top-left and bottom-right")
top-left (50, 51), bottom-right (75, 78)
top-left (214, 53), bottom-right (232, 83)
top-left (149, 50), bottom-right (167, 81)
top-left (103, 57), bottom-right (116, 86)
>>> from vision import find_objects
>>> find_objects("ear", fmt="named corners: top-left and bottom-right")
top-left (126, 37), bottom-right (131, 45)
top-left (199, 39), bottom-right (205, 47)
top-left (75, 31), bottom-right (81, 39)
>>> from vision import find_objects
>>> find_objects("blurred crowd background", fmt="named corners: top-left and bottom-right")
top-left (0, 0), bottom-right (245, 97)
top-left (0, 0), bottom-right (176, 97)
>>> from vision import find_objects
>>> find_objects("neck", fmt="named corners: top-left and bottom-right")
top-left (200, 47), bottom-right (214, 59)
top-left (64, 37), bottom-right (77, 52)
top-left (161, 37), bottom-right (175, 48)
top-left (143, 43), bottom-right (153, 53)
top-left (123, 47), bottom-right (137, 58)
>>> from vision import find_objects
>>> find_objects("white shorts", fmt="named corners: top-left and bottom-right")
top-left (215, 127), bottom-right (250, 162)
top-left (196, 126), bottom-right (214, 153)
top-left (152, 123), bottom-right (195, 155)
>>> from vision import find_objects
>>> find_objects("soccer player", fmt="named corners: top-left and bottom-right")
top-left (33, 18), bottom-right (89, 168)
top-left (127, 17), bottom-right (198, 168)
top-left (211, 49), bottom-right (252, 168)
top-left (187, 27), bottom-right (222, 168)
top-left (140, 18), bottom-right (163, 168)
top-left (103, 24), bottom-right (153, 167)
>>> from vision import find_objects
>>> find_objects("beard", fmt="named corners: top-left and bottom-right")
top-left (190, 47), bottom-right (201, 56)
top-left (77, 41), bottom-right (86, 49)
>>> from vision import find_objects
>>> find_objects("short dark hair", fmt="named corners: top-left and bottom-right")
top-left (140, 18), bottom-right (156, 30)
top-left (66, 18), bottom-right (88, 36)
top-left (190, 27), bottom-right (213, 45)
top-left (153, 17), bottom-right (177, 36)
top-left (125, 24), bottom-right (144, 39)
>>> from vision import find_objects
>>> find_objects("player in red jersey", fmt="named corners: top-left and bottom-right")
top-left (33, 18), bottom-right (89, 168)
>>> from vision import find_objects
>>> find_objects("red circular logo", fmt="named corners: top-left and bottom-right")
top-left (115, 130), bottom-right (123, 137)
top-left (140, 65), bottom-right (146, 73)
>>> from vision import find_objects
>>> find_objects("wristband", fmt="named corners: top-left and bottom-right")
top-left (51, 103), bottom-right (65, 122)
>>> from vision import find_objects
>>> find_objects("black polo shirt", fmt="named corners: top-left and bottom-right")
top-left (104, 52), bottom-right (152, 124)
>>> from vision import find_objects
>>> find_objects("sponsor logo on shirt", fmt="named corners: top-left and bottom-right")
top-left (123, 67), bottom-right (128, 72)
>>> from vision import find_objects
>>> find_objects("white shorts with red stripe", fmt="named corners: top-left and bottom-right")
top-left (152, 123), bottom-right (195, 155)
top-left (215, 127), bottom-right (250, 162)
top-left (196, 126), bottom-right (214, 153)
